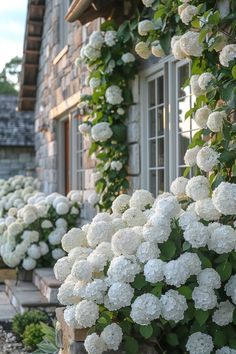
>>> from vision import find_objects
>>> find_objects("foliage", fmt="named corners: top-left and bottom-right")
top-left (33, 322), bottom-right (58, 354)
top-left (12, 310), bottom-right (48, 337)
top-left (0, 56), bottom-right (22, 95)
top-left (22, 323), bottom-right (44, 350)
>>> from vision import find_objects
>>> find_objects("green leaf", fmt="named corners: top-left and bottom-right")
top-left (124, 336), bottom-right (139, 354)
top-left (166, 333), bottom-right (179, 346)
top-left (132, 274), bottom-right (147, 290)
top-left (195, 309), bottom-right (209, 326)
top-left (111, 124), bottom-right (127, 142)
top-left (216, 261), bottom-right (232, 281)
top-left (183, 241), bottom-right (191, 251)
top-left (159, 240), bottom-right (176, 260)
top-left (139, 325), bottom-right (153, 339)
top-left (178, 286), bottom-right (193, 300)
top-left (120, 320), bottom-right (132, 335)
top-left (151, 283), bottom-right (163, 296)
top-left (213, 329), bottom-right (227, 347)
top-left (208, 11), bottom-right (220, 25)
top-left (232, 65), bottom-right (236, 79)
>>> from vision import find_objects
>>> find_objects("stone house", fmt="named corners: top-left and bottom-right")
top-left (18, 0), bottom-right (214, 221)
top-left (0, 95), bottom-right (35, 180)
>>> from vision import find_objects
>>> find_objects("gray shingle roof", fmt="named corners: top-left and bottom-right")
top-left (0, 95), bottom-right (34, 147)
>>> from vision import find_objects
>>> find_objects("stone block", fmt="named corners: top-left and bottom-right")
top-left (128, 143), bottom-right (140, 176)
top-left (127, 121), bottom-right (139, 143)
top-left (48, 141), bottom-right (57, 157)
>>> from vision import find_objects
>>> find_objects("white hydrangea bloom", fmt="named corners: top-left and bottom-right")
top-left (88, 192), bottom-right (100, 206)
top-left (161, 290), bottom-right (188, 322)
top-left (197, 268), bottom-right (221, 289)
top-left (79, 123), bottom-right (91, 135)
top-left (108, 282), bottom-right (134, 309)
top-left (61, 228), bottom-right (87, 252)
top-left (87, 221), bottom-right (114, 247)
top-left (144, 259), bottom-right (165, 283)
top-left (164, 259), bottom-right (190, 287)
top-left (155, 196), bottom-right (181, 219)
top-left (170, 177), bottom-right (188, 197)
top-left (111, 228), bottom-right (142, 256)
top-left (122, 207), bottom-right (146, 227)
top-left (39, 241), bottom-right (49, 256)
top-left (64, 305), bottom-right (81, 329)
top-left (75, 300), bottom-right (99, 328)
top-left (85, 279), bottom-right (108, 304)
top-left (172, 38), bottom-right (186, 60)
top-left (186, 176), bottom-right (210, 201)
top-left (208, 225), bottom-right (236, 254)
top-left (142, 0), bottom-right (154, 7)
top-left (143, 214), bottom-right (171, 243)
top-left (54, 257), bottom-right (73, 282)
top-left (93, 213), bottom-right (112, 223)
top-left (121, 52), bottom-right (135, 63)
top-left (112, 194), bottom-right (130, 214)
top-left (71, 260), bottom-right (93, 281)
top-left (212, 300), bottom-right (235, 326)
top-left (180, 32), bottom-right (203, 57)
top-left (192, 285), bottom-right (217, 310)
top-left (184, 146), bottom-right (201, 167)
top-left (136, 241), bottom-right (160, 263)
top-left (207, 111), bottom-right (226, 132)
top-left (89, 78), bottom-right (100, 90)
top-left (107, 256), bottom-right (141, 283)
top-left (58, 281), bottom-right (79, 305)
top-left (110, 161), bottom-right (123, 171)
top-left (105, 85), bottom-right (123, 105)
top-left (73, 280), bottom-right (87, 298)
top-left (104, 31), bottom-right (117, 47)
top-left (151, 41), bottom-right (165, 57)
top-left (135, 41), bottom-right (151, 59)
top-left (186, 332), bottom-right (214, 354)
top-left (89, 31), bottom-right (104, 49)
top-left (56, 202), bottom-right (70, 215)
top-left (84, 44), bottom-right (101, 61)
top-left (195, 198), bottom-right (221, 221)
top-left (91, 122), bottom-right (113, 142)
top-left (129, 189), bottom-right (154, 211)
top-left (41, 220), bottom-right (53, 229)
top-left (190, 75), bottom-right (204, 97)
top-left (27, 244), bottom-right (41, 259)
top-left (22, 257), bottom-right (37, 271)
top-left (8, 221), bottom-right (23, 237)
top-left (183, 221), bottom-right (209, 248)
top-left (130, 294), bottom-right (161, 325)
top-left (194, 106), bottom-right (212, 129)
top-left (178, 211), bottom-right (199, 230)
top-left (225, 275), bottom-right (236, 304)
top-left (52, 248), bottom-right (65, 260)
top-left (101, 323), bottom-right (123, 351)
top-left (179, 253), bottom-right (202, 275)
top-left (84, 333), bottom-right (107, 354)
top-left (212, 182), bottom-right (236, 215)
top-left (216, 348), bottom-right (236, 354)
top-left (219, 44), bottom-right (236, 67)
top-left (198, 72), bottom-right (214, 91)
top-left (180, 5), bottom-right (198, 24)
top-left (68, 246), bottom-right (92, 263)
top-left (138, 20), bottom-right (154, 36)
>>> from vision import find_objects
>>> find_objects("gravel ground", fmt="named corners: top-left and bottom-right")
top-left (0, 323), bottom-right (29, 354)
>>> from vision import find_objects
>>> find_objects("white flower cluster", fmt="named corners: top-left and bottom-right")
top-left (105, 85), bottom-right (123, 105)
top-left (0, 190), bottom-right (81, 270)
top-left (91, 122), bottom-right (113, 142)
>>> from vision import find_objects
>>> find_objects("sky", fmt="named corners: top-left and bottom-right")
top-left (0, 0), bottom-right (28, 71)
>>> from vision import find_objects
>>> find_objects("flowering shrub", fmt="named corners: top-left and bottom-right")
top-left (54, 183), bottom-right (236, 353)
top-left (0, 175), bottom-right (39, 217)
top-left (76, 21), bottom-right (137, 210)
top-left (0, 190), bottom-right (81, 270)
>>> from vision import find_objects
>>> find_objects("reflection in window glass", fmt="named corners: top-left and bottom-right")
top-left (76, 122), bottom-right (85, 190)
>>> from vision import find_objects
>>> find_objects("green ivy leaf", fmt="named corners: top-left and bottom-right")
top-left (216, 261), bottom-right (232, 281)
top-left (132, 274), bottom-right (147, 290)
top-left (232, 65), bottom-right (236, 79)
top-left (213, 329), bottom-right (227, 347)
top-left (139, 325), bottom-right (153, 339)
top-left (124, 336), bottom-right (139, 354)
top-left (167, 333), bottom-right (179, 346)
top-left (195, 309), bottom-right (209, 326)
top-left (159, 240), bottom-right (176, 260)
top-left (178, 286), bottom-right (193, 300)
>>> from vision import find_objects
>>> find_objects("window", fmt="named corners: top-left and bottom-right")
top-left (141, 56), bottom-right (198, 196)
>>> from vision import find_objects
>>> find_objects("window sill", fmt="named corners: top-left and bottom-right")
top-left (53, 45), bottom-right (69, 65)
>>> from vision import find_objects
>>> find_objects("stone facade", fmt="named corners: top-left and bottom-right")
top-left (0, 95), bottom-right (35, 179)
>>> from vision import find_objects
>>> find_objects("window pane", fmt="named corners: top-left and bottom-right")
top-left (178, 133), bottom-right (190, 166)
top-left (178, 96), bottom-right (191, 132)
top-left (178, 65), bottom-right (190, 98)
top-left (148, 80), bottom-right (155, 107)
top-left (150, 170), bottom-right (157, 196)
top-left (149, 109), bottom-right (156, 138)
top-left (157, 107), bottom-right (164, 136)
top-left (157, 169), bottom-right (164, 195)
top-left (157, 76), bottom-right (164, 105)
top-left (157, 138), bottom-right (164, 167)
top-left (149, 140), bottom-right (156, 167)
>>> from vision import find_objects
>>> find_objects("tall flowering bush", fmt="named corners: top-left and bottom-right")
top-left (76, 21), bottom-right (137, 210)
top-left (0, 190), bottom-right (81, 271)
top-left (54, 184), bottom-right (236, 353)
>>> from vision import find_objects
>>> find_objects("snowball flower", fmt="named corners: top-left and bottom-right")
top-left (105, 85), bottom-right (123, 105)
top-left (180, 31), bottom-right (203, 57)
top-left (22, 257), bottom-right (37, 271)
top-left (136, 241), bottom-right (160, 263)
top-left (39, 241), bottom-right (49, 256)
top-left (142, 0), bottom-right (154, 7)
top-left (101, 324), bottom-right (123, 351)
top-left (122, 207), bottom-right (146, 227)
top-left (194, 106), bottom-right (212, 128)
top-left (87, 221), bottom-right (114, 247)
top-left (56, 202), bottom-right (69, 215)
top-left (208, 225), bottom-right (236, 254)
top-left (164, 259), bottom-right (190, 287)
top-left (91, 122), bottom-right (113, 142)
top-left (198, 72), bottom-right (214, 91)
top-left (155, 196), bottom-right (181, 219)
top-left (151, 41), bottom-right (165, 57)
top-left (111, 228), bottom-right (142, 256)
top-left (195, 198), bottom-right (221, 221)
top-left (172, 38), bottom-right (186, 60)
top-left (71, 260), bottom-right (93, 282)
top-left (143, 214), bottom-right (171, 243)
top-left (212, 300), bottom-right (235, 326)
top-left (207, 111), bottom-right (226, 132)
top-left (79, 123), bottom-right (91, 135)
top-left (144, 259), bottom-right (165, 283)
top-left (84, 333), bottom-right (107, 354)
top-left (178, 211), bottom-right (199, 230)
top-left (179, 252), bottom-right (202, 275)
top-left (180, 5), bottom-right (198, 24)
top-left (104, 31), bottom-right (117, 47)
top-left (138, 20), bottom-right (154, 36)
top-left (75, 300), bottom-right (99, 328)
top-left (184, 146), bottom-right (201, 166)
top-left (89, 31), bottom-right (104, 49)
top-left (108, 282), bottom-right (134, 309)
top-left (186, 176), bottom-right (210, 201)
top-left (52, 248), bottom-right (65, 260)
top-left (89, 78), bottom-right (101, 90)
top-left (121, 53), bottom-right (135, 63)
top-left (196, 146), bottom-right (219, 172)
top-left (192, 285), bottom-right (217, 310)
top-left (212, 182), bottom-right (236, 215)
top-left (27, 244), bottom-right (41, 259)
top-left (112, 194), bottom-right (130, 214)
top-left (54, 257), bottom-right (73, 282)
top-left (225, 275), bottom-right (236, 304)
top-left (186, 332), bottom-right (214, 354)
top-left (107, 256), bottom-right (141, 283)
top-left (85, 279), bottom-right (108, 304)
top-left (183, 221), bottom-right (209, 248)
top-left (170, 177), bottom-right (188, 197)
top-left (64, 305), bottom-right (80, 329)
top-left (197, 268), bottom-right (221, 289)
top-left (219, 44), bottom-right (236, 67)
top-left (84, 44), bottom-right (101, 61)
top-left (130, 294), bottom-right (161, 325)
top-left (216, 348), bottom-right (236, 354)
top-left (129, 189), bottom-right (154, 211)
top-left (135, 41), bottom-right (151, 59)
top-left (61, 228), bottom-right (87, 252)
top-left (88, 192), bottom-right (100, 206)
top-left (110, 161), bottom-right (123, 171)
top-left (190, 75), bottom-right (204, 96)
top-left (161, 290), bottom-right (188, 322)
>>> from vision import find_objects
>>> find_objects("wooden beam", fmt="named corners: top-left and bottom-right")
top-left (24, 63), bottom-right (38, 68)
top-left (25, 49), bottom-right (40, 55)
top-left (22, 85), bottom-right (37, 90)
top-left (19, 97), bottom-right (36, 102)
top-left (28, 20), bottom-right (43, 26)
top-left (27, 35), bottom-right (41, 41)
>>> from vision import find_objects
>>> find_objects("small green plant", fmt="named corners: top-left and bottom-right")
top-left (12, 310), bottom-right (48, 337)
top-left (33, 322), bottom-right (58, 354)
top-left (22, 323), bottom-right (44, 349)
